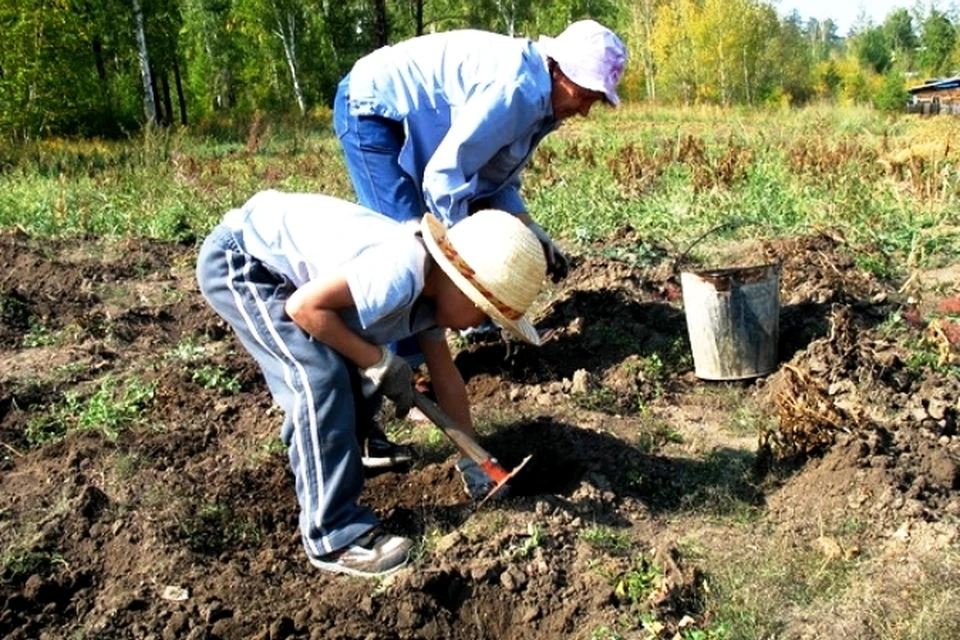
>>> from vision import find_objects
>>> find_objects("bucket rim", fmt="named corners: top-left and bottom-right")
top-left (680, 262), bottom-right (780, 280)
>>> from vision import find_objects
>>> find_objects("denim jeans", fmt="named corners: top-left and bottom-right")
top-left (334, 76), bottom-right (425, 367)
top-left (333, 77), bottom-right (425, 223)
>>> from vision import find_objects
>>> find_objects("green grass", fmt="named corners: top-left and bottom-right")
top-left (1, 105), bottom-right (957, 277)
top-left (581, 525), bottom-right (632, 556)
top-left (175, 501), bottom-right (262, 554)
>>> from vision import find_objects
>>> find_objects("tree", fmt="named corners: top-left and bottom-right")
top-left (873, 67), bottom-right (908, 112)
top-left (855, 25), bottom-right (892, 74)
top-left (132, 0), bottom-right (158, 123)
top-left (918, 9), bottom-right (956, 77)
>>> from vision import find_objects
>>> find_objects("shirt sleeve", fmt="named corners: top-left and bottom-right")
top-left (343, 245), bottom-right (421, 330)
top-left (422, 80), bottom-right (542, 226)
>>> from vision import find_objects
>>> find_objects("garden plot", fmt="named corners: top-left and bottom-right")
top-left (1, 228), bottom-right (958, 640)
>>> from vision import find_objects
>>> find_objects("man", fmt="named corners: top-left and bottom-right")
top-left (196, 190), bottom-right (547, 577)
top-left (334, 19), bottom-right (627, 458)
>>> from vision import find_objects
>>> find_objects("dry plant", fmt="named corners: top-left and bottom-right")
top-left (760, 364), bottom-right (854, 461)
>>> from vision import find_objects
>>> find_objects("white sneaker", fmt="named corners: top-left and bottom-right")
top-left (309, 527), bottom-right (412, 578)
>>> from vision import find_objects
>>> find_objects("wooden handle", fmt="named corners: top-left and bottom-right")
top-left (412, 391), bottom-right (493, 466)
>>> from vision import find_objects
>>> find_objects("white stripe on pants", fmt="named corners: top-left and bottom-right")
top-left (196, 225), bottom-right (378, 556)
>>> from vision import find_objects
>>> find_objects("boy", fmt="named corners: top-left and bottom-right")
top-left (195, 190), bottom-right (546, 577)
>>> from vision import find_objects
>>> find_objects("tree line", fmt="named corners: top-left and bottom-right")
top-left (1, 0), bottom-right (958, 139)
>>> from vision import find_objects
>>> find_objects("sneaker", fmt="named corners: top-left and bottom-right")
top-left (309, 527), bottom-right (412, 578)
top-left (456, 457), bottom-right (509, 501)
top-left (362, 432), bottom-right (415, 469)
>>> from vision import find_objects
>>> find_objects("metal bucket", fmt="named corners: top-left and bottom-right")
top-left (680, 264), bottom-right (780, 380)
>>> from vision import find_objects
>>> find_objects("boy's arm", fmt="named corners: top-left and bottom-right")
top-left (284, 275), bottom-right (382, 369)
top-left (419, 334), bottom-right (476, 438)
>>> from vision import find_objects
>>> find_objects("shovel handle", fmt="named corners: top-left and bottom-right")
top-left (412, 391), bottom-right (497, 469)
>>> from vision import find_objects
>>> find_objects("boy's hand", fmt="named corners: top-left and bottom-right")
top-left (360, 347), bottom-right (414, 417)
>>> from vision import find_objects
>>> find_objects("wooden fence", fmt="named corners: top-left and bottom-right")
top-left (906, 101), bottom-right (960, 115)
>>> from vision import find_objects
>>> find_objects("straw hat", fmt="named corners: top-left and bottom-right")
top-left (420, 210), bottom-right (547, 345)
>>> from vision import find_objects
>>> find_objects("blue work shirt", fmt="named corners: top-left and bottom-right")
top-left (346, 30), bottom-right (561, 226)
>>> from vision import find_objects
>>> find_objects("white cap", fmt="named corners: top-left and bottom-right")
top-left (539, 20), bottom-right (627, 106)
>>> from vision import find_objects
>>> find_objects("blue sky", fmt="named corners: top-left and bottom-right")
top-left (776, 1), bottom-right (915, 35)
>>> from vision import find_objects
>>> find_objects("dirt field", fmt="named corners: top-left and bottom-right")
top-left (1, 228), bottom-right (958, 639)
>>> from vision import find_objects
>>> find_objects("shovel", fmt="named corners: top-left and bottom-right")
top-left (412, 391), bottom-right (531, 506)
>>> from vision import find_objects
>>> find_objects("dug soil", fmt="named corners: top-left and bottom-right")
top-left (1, 228), bottom-right (958, 639)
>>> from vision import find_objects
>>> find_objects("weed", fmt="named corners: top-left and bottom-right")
top-left (111, 453), bottom-right (145, 482)
top-left (259, 435), bottom-right (286, 457)
top-left (682, 623), bottom-right (730, 640)
top-left (191, 364), bottom-right (241, 394)
top-left (724, 404), bottom-right (776, 438)
top-left (22, 319), bottom-right (57, 347)
top-left (582, 526), bottom-right (632, 556)
top-left (2, 549), bottom-right (66, 583)
top-left (608, 553), bottom-right (664, 608)
top-left (589, 626), bottom-right (625, 640)
top-left (575, 387), bottom-right (618, 412)
top-left (505, 522), bottom-right (544, 561)
top-left (636, 419), bottom-right (684, 454)
top-left (177, 502), bottom-right (261, 554)
top-left (54, 361), bottom-right (87, 378)
top-left (165, 338), bottom-right (207, 362)
top-left (25, 376), bottom-right (156, 445)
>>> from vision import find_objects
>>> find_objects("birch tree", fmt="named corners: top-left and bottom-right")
top-left (132, 0), bottom-right (158, 123)
top-left (268, 0), bottom-right (307, 115)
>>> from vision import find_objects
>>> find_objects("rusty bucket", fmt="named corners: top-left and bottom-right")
top-left (680, 264), bottom-right (780, 380)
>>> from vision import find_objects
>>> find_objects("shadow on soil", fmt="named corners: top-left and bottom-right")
top-left (456, 291), bottom-right (688, 384)
top-left (482, 418), bottom-right (763, 522)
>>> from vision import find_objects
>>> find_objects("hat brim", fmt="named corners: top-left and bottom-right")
top-left (421, 214), bottom-right (541, 346)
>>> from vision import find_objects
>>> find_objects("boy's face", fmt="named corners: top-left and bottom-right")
top-left (433, 271), bottom-right (488, 330)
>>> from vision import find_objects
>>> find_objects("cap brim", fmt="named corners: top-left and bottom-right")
top-left (421, 214), bottom-right (541, 346)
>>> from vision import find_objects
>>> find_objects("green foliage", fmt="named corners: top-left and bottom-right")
top-left (918, 10), bottom-right (957, 77)
top-left (855, 26), bottom-right (892, 74)
top-left (611, 554), bottom-right (663, 607)
top-left (873, 69), bottom-right (908, 114)
top-left (25, 376), bottom-right (156, 446)
top-left (636, 420), bottom-right (684, 454)
top-left (574, 386), bottom-right (618, 413)
top-left (1, 549), bottom-right (65, 583)
top-left (504, 522), bottom-right (544, 561)
top-left (1, 0), bottom-right (950, 140)
top-left (581, 526), bottom-right (632, 556)
top-left (682, 624), bottom-right (730, 640)
top-left (589, 627), bottom-right (624, 640)
top-left (191, 364), bottom-right (241, 394)
top-left (176, 501), bottom-right (262, 554)
top-left (21, 320), bottom-right (57, 348)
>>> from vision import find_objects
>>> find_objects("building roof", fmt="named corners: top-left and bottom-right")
top-left (908, 76), bottom-right (960, 94)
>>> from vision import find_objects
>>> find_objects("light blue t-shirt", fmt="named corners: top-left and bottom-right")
top-left (346, 29), bottom-right (561, 226)
top-left (222, 190), bottom-right (445, 345)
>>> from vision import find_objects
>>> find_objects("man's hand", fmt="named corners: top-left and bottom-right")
top-left (525, 220), bottom-right (569, 283)
top-left (360, 347), bottom-right (414, 417)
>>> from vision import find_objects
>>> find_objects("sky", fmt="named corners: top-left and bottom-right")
top-left (776, 1), bottom-right (915, 35)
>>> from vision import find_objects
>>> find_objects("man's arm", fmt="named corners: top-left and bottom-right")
top-left (423, 80), bottom-right (544, 225)
top-left (419, 334), bottom-right (476, 437)
top-left (284, 275), bottom-right (382, 369)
